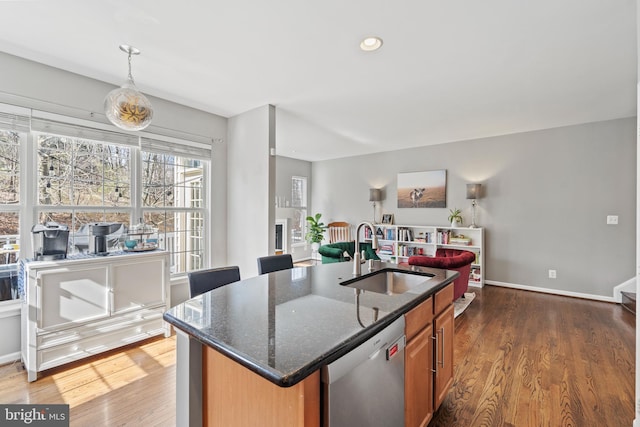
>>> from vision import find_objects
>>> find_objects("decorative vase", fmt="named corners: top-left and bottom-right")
top-left (311, 242), bottom-right (320, 251)
top-left (451, 219), bottom-right (461, 228)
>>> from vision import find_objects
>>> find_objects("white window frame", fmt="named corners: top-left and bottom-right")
top-left (140, 149), bottom-right (209, 276)
top-left (0, 103), bottom-right (29, 307)
top-left (291, 175), bottom-right (308, 247)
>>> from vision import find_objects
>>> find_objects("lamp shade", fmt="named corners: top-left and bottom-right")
top-left (104, 45), bottom-right (153, 131)
top-left (104, 80), bottom-right (154, 131)
top-left (466, 183), bottom-right (481, 199)
top-left (369, 188), bottom-right (382, 202)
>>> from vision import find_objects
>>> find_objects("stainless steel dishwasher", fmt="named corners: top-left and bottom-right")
top-left (321, 316), bottom-right (406, 426)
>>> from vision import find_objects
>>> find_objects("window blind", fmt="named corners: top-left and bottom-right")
top-left (0, 103), bottom-right (30, 133)
top-left (31, 110), bottom-right (140, 147)
top-left (140, 136), bottom-right (212, 160)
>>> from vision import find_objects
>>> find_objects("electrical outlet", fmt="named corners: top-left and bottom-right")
top-left (607, 215), bottom-right (618, 225)
top-left (548, 269), bottom-right (557, 279)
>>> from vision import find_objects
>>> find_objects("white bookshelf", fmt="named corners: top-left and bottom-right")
top-left (364, 224), bottom-right (485, 287)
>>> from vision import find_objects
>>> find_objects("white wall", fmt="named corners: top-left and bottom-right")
top-left (0, 304), bottom-right (20, 364)
top-left (313, 117), bottom-right (636, 299)
top-left (227, 105), bottom-right (275, 277)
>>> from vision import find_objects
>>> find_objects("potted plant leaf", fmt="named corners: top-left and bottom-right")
top-left (448, 208), bottom-right (463, 227)
top-left (305, 213), bottom-right (328, 251)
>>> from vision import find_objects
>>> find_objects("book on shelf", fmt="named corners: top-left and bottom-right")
top-left (399, 245), bottom-right (427, 257)
top-left (378, 244), bottom-right (394, 255)
top-left (365, 227), bottom-right (372, 239)
top-left (385, 228), bottom-right (395, 240)
top-left (398, 227), bottom-right (414, 242)
top-left (449, 237), bottom-right (471, 245)
top-left (437, 230), bottom-right (450, 244)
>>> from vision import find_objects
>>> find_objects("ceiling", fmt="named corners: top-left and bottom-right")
top-left (0, 0), bottom-right (636, 161)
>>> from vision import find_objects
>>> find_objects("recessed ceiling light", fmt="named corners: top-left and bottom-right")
top-left (360, 36), bottom-right (383, 52)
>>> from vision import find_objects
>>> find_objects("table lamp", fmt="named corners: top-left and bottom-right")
top-left (466, 184), bottom-right (482, 228)
top-left (369, 188), bottom-right (382, 223)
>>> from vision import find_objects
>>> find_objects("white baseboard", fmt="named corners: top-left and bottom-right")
top-left (0, 300), bottom-right (20, 319)
top-left (0, 351), bottom-right (20, 365)
top-left (613, 277), bottom-right (636, 303)
top-left (485, 280), bottom-right (616, 303)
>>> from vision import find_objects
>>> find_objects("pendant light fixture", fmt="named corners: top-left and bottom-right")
top-left (104, 44), bottom-right (154, 131)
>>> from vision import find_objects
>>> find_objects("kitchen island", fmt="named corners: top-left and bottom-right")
top-left (163, 260), bottom-right (458, 426)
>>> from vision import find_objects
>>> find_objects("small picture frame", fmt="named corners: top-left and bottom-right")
top-left (381, 214), bottom-right (394, 224)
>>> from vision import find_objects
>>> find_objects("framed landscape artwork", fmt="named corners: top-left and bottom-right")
top-left (397, 170), bottom-right (447, 208)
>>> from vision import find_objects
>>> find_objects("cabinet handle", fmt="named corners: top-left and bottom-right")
top-left (36, 278), bottom-right (41, 325)
top-left (439, 327), bottom-right (445, 368)
top-left (431, 334), bottom-right (438, 373)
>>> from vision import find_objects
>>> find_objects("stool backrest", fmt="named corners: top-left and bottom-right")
top-left (257, 254), bottom-right (294, 274)
top-left (188, 266), bottom-right (241, 298)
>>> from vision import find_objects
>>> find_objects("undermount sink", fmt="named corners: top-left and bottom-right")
top-left (342, 270), bottom-right (433, 295)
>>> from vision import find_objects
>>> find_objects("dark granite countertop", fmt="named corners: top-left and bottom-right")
top-left (163, 260), bottom-right (458, 387)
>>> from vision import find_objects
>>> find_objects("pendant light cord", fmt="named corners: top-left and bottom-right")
top-left (127, 51), bottom-right (135, 84)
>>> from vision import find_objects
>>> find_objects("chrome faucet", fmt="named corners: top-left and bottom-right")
top-left (353, 221), bottom-right (378, 275)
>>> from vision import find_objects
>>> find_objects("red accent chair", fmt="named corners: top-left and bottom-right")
top-left (408, 248), bottom-right (476, 301)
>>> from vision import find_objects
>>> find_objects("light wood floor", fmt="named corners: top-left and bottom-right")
top-left (0, 285), bottom-right (634, 427)
top-left (0, 335), bottom-right (177, 426)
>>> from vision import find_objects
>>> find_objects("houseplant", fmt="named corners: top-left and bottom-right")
top-left (448, 208), bottom-right (463, 227)
top-left (305, 213), bottom-right (327, 250)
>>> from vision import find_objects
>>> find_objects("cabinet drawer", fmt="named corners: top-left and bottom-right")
top-left (434, 283), bottom-right (453, 316)
top-left (405, 296), bottom-right (433, 341)
top-left (37, 306), bottom-right (165, 349)
top-left (38, 317), bottom-right (166, 371)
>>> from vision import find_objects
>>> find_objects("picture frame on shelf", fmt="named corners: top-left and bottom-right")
top-left (381, 213), bottom-right (394, 224)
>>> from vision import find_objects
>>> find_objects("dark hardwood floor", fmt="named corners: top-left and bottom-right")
top-left (430, 285), bottom-right (635, 427)
top-left (0, 285), bottom-right (634, 426)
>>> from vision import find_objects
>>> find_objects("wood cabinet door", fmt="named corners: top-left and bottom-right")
top-left (405, 324), bottom-right (433, 427)
top-left (433, 304), bottom-right (454, 409)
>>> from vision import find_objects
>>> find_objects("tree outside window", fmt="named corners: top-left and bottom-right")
top-left (142, 153), bottom-right (205, 274)
top-left (0, 129), bottom-right (21, 302)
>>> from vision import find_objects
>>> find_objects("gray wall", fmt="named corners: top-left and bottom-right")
top-left (313, 117), bottom-right (636, 298)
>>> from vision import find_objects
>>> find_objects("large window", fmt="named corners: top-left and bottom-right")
top-left (291, 176), bottom-right (307, 245)
top-left (142, 152), bottom-right (206, 274)
top-left (35, 134), bottom-right (132, 252)
top-left (0, 106), bottom-right (211, 281)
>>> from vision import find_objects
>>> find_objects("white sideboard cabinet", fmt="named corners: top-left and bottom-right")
top-left (21, 250), bottom-right (170, 382)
